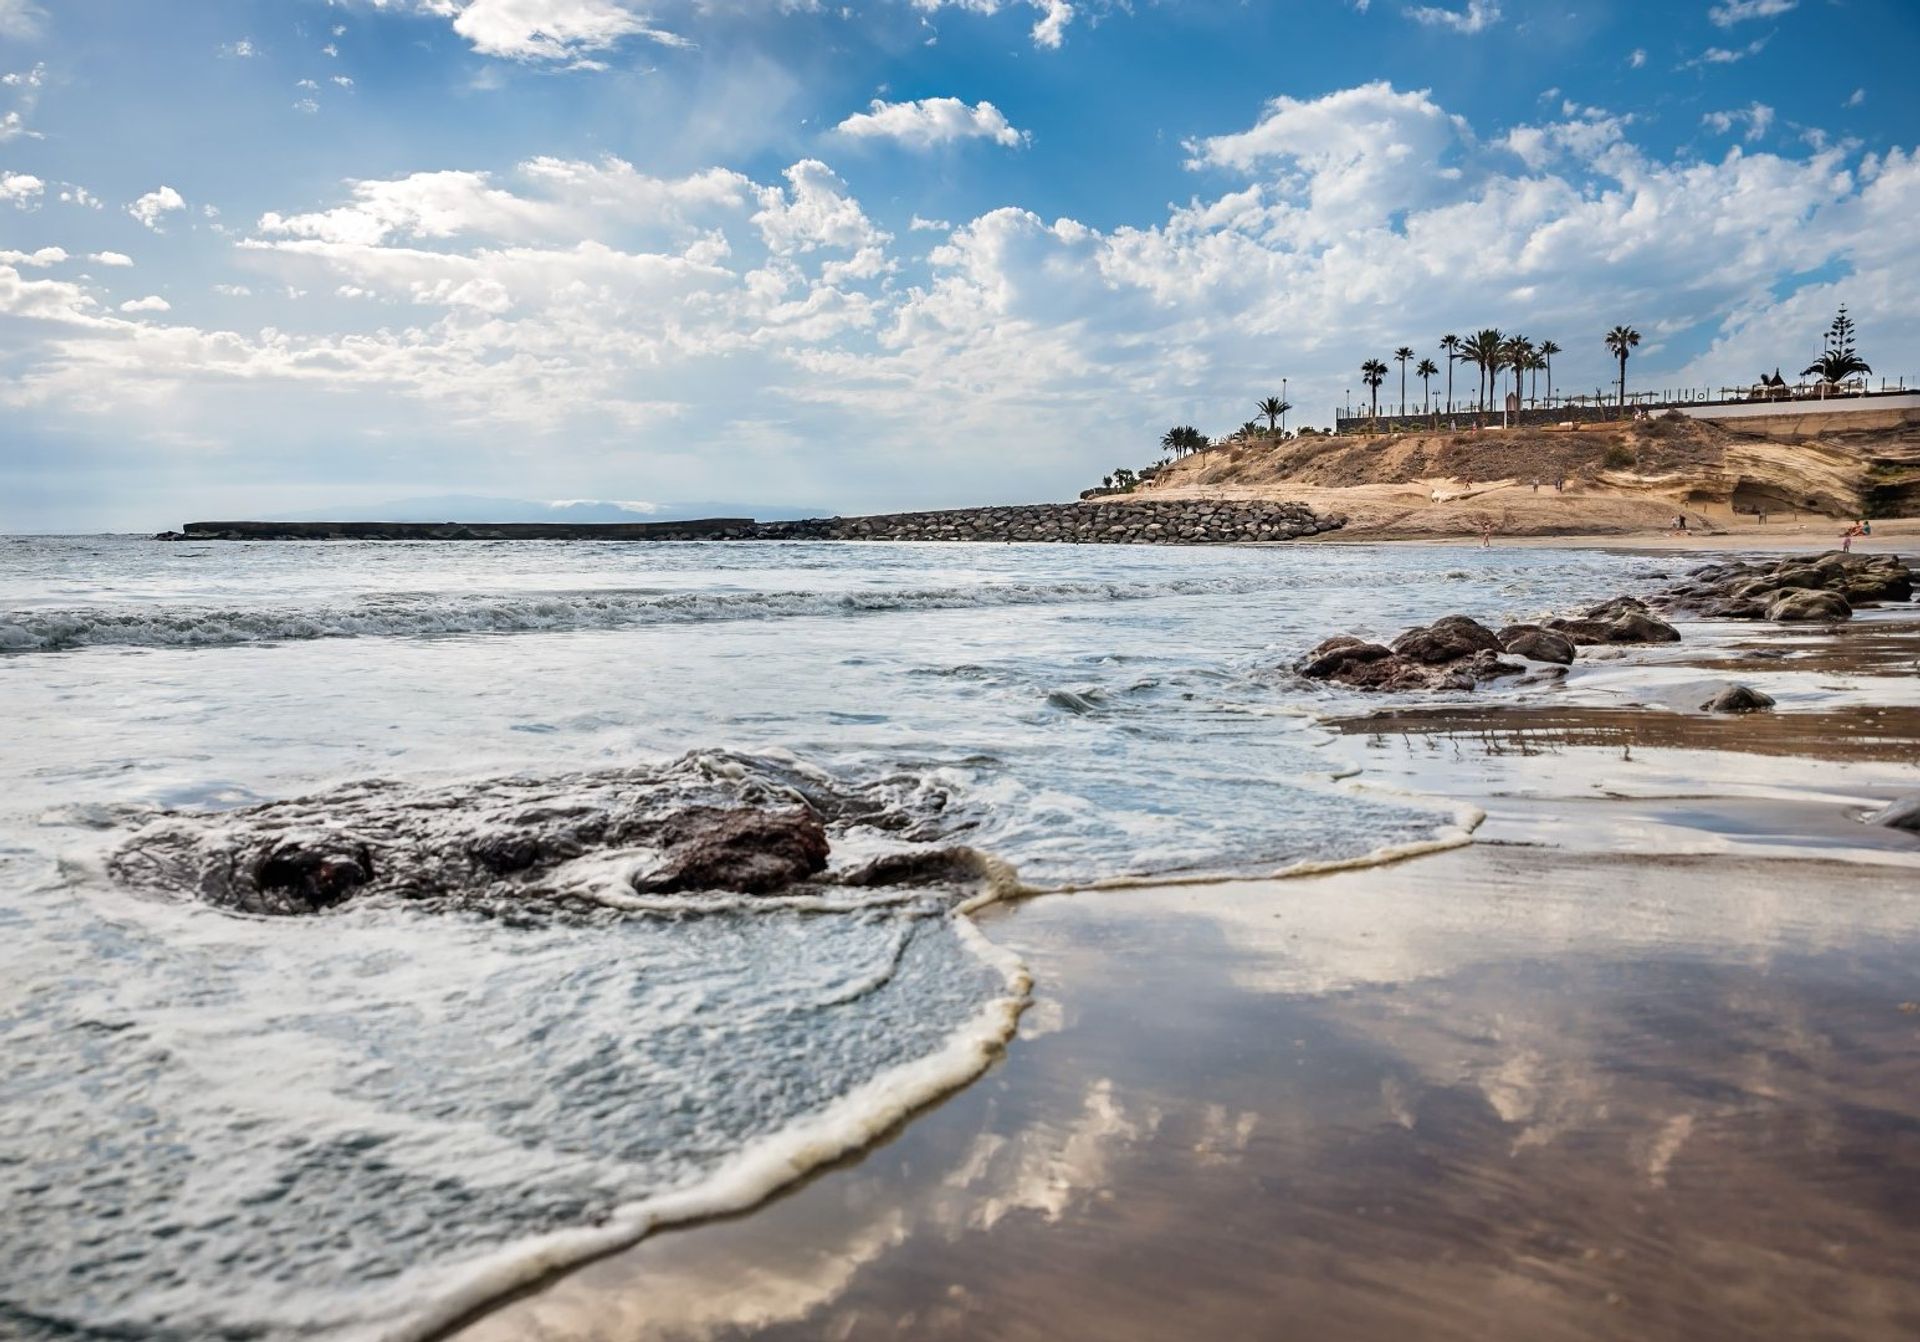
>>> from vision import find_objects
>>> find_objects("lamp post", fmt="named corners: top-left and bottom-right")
top-left (1281, 377), bottom-right (1288, 436)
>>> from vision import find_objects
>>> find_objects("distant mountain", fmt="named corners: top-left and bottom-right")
top-left (266, 496), bottom-right (825, 524)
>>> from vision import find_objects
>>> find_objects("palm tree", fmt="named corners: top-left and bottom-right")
top-left (1256, 395), bottom-right (1290, 434)
top-left (1439, 333), bottom-right (1461, 413)
top-left (1463, 329), bottom-right (1505, 421)
top-left (1500, 334), bottom-right (1532, 412)
top-left (1394, 346), bottom-right (1414, 416)
top-left (1538, 340), bottom-right (1561, 406)
top-left (1605, 325), bottom-right (1641, 409)
top-left (1416, 358), bottom-right (1439, 417)
top-left (1361, 359), bottom-right (1388, 422)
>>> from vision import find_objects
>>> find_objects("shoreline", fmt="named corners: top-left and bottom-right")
top-left (446, 561), bottom-right (1920, 1341)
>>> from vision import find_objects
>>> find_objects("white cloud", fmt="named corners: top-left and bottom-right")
top-left (1, 170), bottom-right (43, 207)
top-left (90, 251), bottom-right (133, 266)
top-left (213, 283), bottom-right (252, 296)
top-left (128, 185), bottom-right (186, 230)
top-left (0, 0), bottom-right (44, 40)
top-left (1692, 36), bottom-right (1768, 65)
top-left (909, 214), bottom-right (952, 231)
top-left (219, 38), bottom-right (258, 58)
top-left (1847, 88), bottom-right (1865, 108)
top-left (0, 245), bottom-right (63, 266)
top-left (1405, 1), bottom-right (1501, 34)
top-left (1629, 48), bottom-right (1646, 68)
top-left (415, 0), bottom-right (691, 62)
top-left (1708, 0), bottom-right (1795, 26)
top-left (119, 295), bottom-right (171, 313)
top-left (294, 97), bottom-right (320, 114)
top-left (333, 75), bottom-right (356, 88)
top-left (835, 96), bottom-right (1028, 149)
top-left (908, 0), bottom-right (1079, 50)
top-left (751, 159), bottom-right (890, 256)
top-left (58, 183), bottom-right (100, 209)
top-left (1, 60), bottom-right (46, 140)
top-left (1702, 102), bottom-right (1775, 142)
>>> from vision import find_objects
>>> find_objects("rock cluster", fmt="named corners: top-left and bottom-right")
top-left (1298, 616), bottom-right (1528, 692)
top-left (1657, 552), bottom-right (1912, 622)
top-left (753, 499), bottom-right (1342, 545)
top-left (1542, 595), bottom-right (1683, 646)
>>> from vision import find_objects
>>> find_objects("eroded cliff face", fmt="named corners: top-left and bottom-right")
top-left (1136, 410), bottom-right (1920, 522)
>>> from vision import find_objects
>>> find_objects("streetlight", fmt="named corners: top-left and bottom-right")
top-left (1281, 377), bottom-right (1288, 436)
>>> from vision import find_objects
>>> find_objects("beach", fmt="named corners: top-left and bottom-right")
top-left (3, 535), bottom-right (1915, 1341)
top-left (451, 592), bottom-right (1920, 1342)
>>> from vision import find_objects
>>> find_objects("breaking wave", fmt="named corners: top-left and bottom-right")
top-left (1, 576), bottom-right (1275, 652)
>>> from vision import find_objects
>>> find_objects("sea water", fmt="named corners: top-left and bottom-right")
top-left (0, 535), bottom-right (1658, 1339)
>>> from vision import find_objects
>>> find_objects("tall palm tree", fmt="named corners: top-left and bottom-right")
top-left (1538, 339), bottom-right (1561, 405)
top-left (1463, 329), bottom-right (1505, 421)
top-left (1439, 333), bottom-right (1461, 413)
top-left (1500, 334), bottom-right (1532, 411)
top-left (1256, 395), bottom-right (1290, 434)
top-left (1803, 348), bottom-right (1872, 385)
top-left (1605, 325), bottom-right (1641, 409)
top-left (1416, 357), bottom-right (1439, 416)
top-left (1394, 346), bottom-right (1414, 416)
top-left (1361, 359), bottom-right (1389, 422)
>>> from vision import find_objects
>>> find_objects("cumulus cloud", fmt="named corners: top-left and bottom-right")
top-left (835, 97), bottom-right (1028, 149)
top-left (218, 38), bottom-right (258, 58)
top-left (1629, 48), bottom-right (1646, 68)
top-left (119, 295), bottom-right (171, 313)
top-left (1691, 36), bottom-right (1768, 65)
top-left (128, 185), bottom-right (187, 230)
top-left (91, 251), bottom-right (134, 266)
top-left (408, 0), bottom-right (690, 61)
top-left (909, 0), bottom-right (1079, 50)
top-left (0, 245), bottom-right (63, 266)
top-left (1405, 1), bottom-right (1502, 34)
top-left (1708, 0), bottom-right (1795, 26)
top-left (1, 170), bottom-right (43, 207)
top-left (1702, 102), bottom-right (1775, 142)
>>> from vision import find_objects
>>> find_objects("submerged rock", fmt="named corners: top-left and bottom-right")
top-left (1546, 611), bottom-right (1681, 646)
top-left (106, 753), bottom-right (969, 916)
top-left (1701, 685), bottom-right (1776, 714)
top-left (1298, 622), bottom-right (1521, 692)
top-left (1391, 615), bottom-right (1505, 665)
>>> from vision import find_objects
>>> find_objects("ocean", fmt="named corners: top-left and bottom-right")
top-left (0, 534), bottom-right (1660, 1340)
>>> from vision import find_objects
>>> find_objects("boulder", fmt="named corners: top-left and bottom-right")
top-left (1765, 589), bottom-right (1851, 623)
top-left (1582, 595), bottom-right (1650, 621)
top-left (636, 806), bottom-right (831, 895)
top-left (1545, 617), bottom-right (1615, 646)
top-left (1606, 611), bottom-right (1682, 644)
top-left (1700, 684), bottom-right (1776, 714)
top-left (1390, 615), bottom-right (1504, 664)
top-left (1298, 637), bottom-right (1396, 680)
top-left (1498, 624), bottom-right (1577, 665)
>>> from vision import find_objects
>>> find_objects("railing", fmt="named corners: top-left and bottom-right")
top-left (1333, 377), bottom-right (1914, 434)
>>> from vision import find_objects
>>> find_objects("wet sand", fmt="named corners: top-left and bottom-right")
top-left (450, 604), bottom-right (1920, 1342)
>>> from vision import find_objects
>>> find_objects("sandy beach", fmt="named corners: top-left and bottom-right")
top-left (445, 553), bottom-right (1920, 1342)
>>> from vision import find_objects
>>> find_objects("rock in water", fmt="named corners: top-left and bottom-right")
top-left (1701, 685), bottom-right (1776, 714)
top-left (637, 806), bottom-right (829, 894)
top-left (1390, 615), bottom-right (1504, 665)
top-left (1606, 611), bottom-right (1682, 644)
top-left (1497, 624), bottom-right (1577, 665)
top-left (1867, 795), bottom-right (1920, 834)
top-left (1765, 589), bottom-right (1852, 623)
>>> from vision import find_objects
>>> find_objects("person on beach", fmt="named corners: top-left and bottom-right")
top-left (1841, 523), bottom-right (1857, 553)
top-left (1480, 523), bottom-right (1493, 548)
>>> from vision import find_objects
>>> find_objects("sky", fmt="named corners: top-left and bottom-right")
top-left (1, 0), bottom-right (1917, 531)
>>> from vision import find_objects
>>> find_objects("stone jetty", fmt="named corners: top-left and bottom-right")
top-left (168, 499), bottom-right (1342, 545)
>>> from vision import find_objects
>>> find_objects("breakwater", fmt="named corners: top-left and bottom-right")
top-left (170, 499), bottom-right (1342, 545)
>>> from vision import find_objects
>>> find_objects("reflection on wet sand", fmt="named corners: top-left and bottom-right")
top-left (451, 614), bottom-right (1920, 1342)
top-left (454, 840), bottom-right (1920, 1342)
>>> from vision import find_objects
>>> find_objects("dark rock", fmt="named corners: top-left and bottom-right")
top-left (1867, 795), bottom-right (1920, 834)
top-left (246, 837), bottom-right (376, 914)
top-left (638, 806), bottom-right (830, 895)
top-left (1606, 611), bottom-right (1682, 644)
top-left (1545, 617), bottom-right (1615, 646)
top-left (1499, 626), bottom-right (1577, 664)
top-left (1582, 596), bottom-right (1650, 621)
top-left (1765, 589), bottom-right (1851, 623)
top-left (1298, 637), bottom-right (1396, 679)
top-left (1700, 685), bottom-right (1776, 714)
top-left (1390, 615), bottom-right (1504, 664)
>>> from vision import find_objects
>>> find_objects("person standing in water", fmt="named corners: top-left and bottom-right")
top-left (1481, 522), bottom-right (1494, 548)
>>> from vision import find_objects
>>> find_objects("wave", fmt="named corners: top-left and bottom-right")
top-left (1, 576), bottom-right (1273, 653)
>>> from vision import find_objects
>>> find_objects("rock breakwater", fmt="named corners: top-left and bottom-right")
top-left (169, 499), bottom-right (1341, 545)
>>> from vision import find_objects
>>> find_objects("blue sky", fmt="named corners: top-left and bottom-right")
top-left (2, 0), bottom-right (1917, 530)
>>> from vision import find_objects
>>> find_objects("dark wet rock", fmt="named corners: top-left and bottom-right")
top-left (1299, 636), bottom-right (1396, 679)
top-left (1498, 624), bottom-right (1577, 665)
top-left (836, 846), bottom-right (1000, 889)
top-left (1391, 615), bottom-right (1505, 665)
top-left (1765, 589), bottom-right (1852, 623)
top-left (106, 752), bottom-right (976, 916)
top-left (1607, 611), bottom-right (1682, 644)
top-left (1868, 795), bottom-right (1920, 835)
top-left (1544, 616), bottom-right (1615, 646)
top-left (1582, 595), bottom-right (1651, 621)
top-left (1701, 685), bottom-right (1776, 714)
top-left (636, 806), bottom-right (829, 895)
